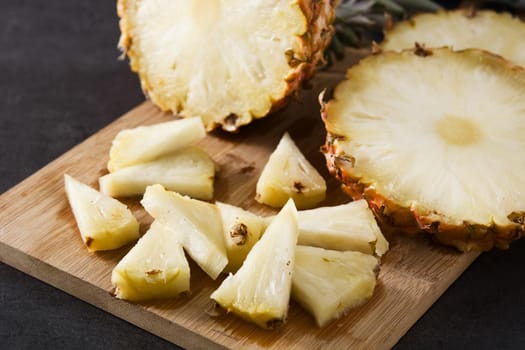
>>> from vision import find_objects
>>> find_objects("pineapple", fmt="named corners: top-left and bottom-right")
top-left (210, 199), bottom-right (298, 329)
top-left (216, 202), bottom-right (266, 273)
top-left (111, 221), bottom-right (190, 301)
top-left (292, 245), bottom-right (379, 327)
top-left (117, 0), bottom-right (336, 131)
top-left (141, 184), bottom-right (227, 279)
top-left (108, 117), bottom-right (205, 172)
top-left (256, 132), bottom-right (326, 209)
top-left (381, 10), bottom-right (525, 68)
top-left (64, 174), bottom-right (139, 251)
top-left (296, 200), bottom-right (388, 256)
top-left (100, 146), bottom-right (215, 200)
top-left (322, 47), bottom-right (525, 251)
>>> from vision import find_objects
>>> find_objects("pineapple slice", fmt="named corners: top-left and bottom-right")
top-left (256, 132), bottom-right (326, 209)
top-left (210, 199), bottom-right (298, 329)
top-left (216, 202), bottom-right (266, 273)
top-left (322, 47), bottom-right (525, 251)
top-left (111, 221), bottom-right (190, 301)
top-left (381, 10), bottom-right (525, 68)
top-left (117, 0), bottom-right (336, 131)
top-left (100, 146), bottom-right (215, 200)
top-left (108, 117), bottom-right (205, 172)
top-left (141, 184), bottom-right (227, 279)
top-left (292, 245), bottom-right (379, 327)
top-left (297, 200), bottom-right (388, 256)
top-left (64, 174), bottom-right (139, 251)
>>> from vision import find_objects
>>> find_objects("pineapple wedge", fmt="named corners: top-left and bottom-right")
top-left (256, 132), bottom-right (326, 209)
top-left (141, 184), bottom-right (227, 279)
top-left (111, 221), bottom-right (190, 301)
top-left (322, 47), bottom-right (525, 251)
top-left (381, 10), bottom-right (525, 68)
top-left (117, 0), bottom-right (336, 131)
top-left (107, 117), bottom-right (205, 172)
top-left (216, 202), bottom-right (266, 273)
top-left (64, 174), bottom-right (139, 251)
top-left (210, 199), bottom-right (299, 329)
top-left (100, 146), bottom-right (215, 200)
top-left (292, 245), bottom-right (379, 327)
top-left (297, 200), bottom-right (388, 256)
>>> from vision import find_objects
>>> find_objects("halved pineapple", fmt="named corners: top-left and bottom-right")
top-left (108, 117), bottom-right (205, 172)
top-left (141, 184), bottom-right (227, 279)
top-left (117, 0), bottom-right (336, 131)
top-left (292, 245), bottom-right (379, 327)
top-left (64, 174), bottom-right (139, 251)
top-left (256, 132), bottom-right (326, 209)
top-left (100, 146), bottom-right (215, 200)
top-left (210, 199), bottom-right (298, 329)
top-left (111, 221), bottom-right (190, 301)
top-left (322, 47), bottom-right (525, 251)
top-left (216, 202), bottom-right (266, 273)
top-left (296, 200), bottom-right (388, 256)
top-left (381, 10), bottom-right (525, 68)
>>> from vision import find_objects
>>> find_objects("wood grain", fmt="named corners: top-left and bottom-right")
top-left (0, 50), bottom-right (478, 350)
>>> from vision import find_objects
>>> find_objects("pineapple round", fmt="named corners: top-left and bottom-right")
top-left (322, 47), bottom-right (525, 251)
top-left (117, 0), bottom-right (336, 131)
top-left (381, 10), bottom-right (525, 68)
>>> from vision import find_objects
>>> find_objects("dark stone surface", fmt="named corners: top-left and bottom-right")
top-left (1, 1), bottom-right (524, 349)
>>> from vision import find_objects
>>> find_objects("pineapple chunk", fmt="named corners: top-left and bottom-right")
top-left (210, 199), bottom-right (298, 329)
top-left (216, 202), bottom-right (266, 273)
top-left (107, 117), bottom-right (205, 172)
top-left (256, 132), bottom-right (326, 209)
top-left (297, 200), bottom-right (388, 256)
top-left (64, 174), bottom-right (139, 251)
top-left (381, 10), bottom-right (525, 68)
top-left (141, 184), bottom-right (227, 279)
top-left (292, 245), bottom-right (379, 327)
top-left (111, 221), bottom-right (190, 301)
top-left (100, 146), bottom-right (215, 200)
top-left (117, 0), bottom-right (336, 131)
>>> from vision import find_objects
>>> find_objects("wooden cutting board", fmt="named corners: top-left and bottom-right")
top-left (0, 50), bottom-right (478, 350)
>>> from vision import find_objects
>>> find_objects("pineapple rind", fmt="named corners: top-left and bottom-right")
top-left (111, 221), bottom-right (190, 301)
top-left (256, 132), bottom-right (326, 209)
top-left (100, 146), bottom-right (215, 200)
top-left (117, 0), bottom-right (336, 131)
top-left (141, 185), bottom-right (227, 279)
top-left (64, 174), bottom-right (140, 251)
top-left (292, 245), bottom-right (378, 327)
top-left (322, 47), bottom-right (525, 251)
top-left (210, 200), bottom-right (299, 329)
top-left (381, 10), bottom-right (525, 68)
top-left (107, 117), bottom-right (205, 172)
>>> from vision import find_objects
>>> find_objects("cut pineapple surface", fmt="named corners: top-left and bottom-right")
top-left (117, 0), bottom-right (336, 131)
top-left (141, 184), bottom-right (227, 279)
top-left (256, 132), bottom-right (326, 209)
top-left (322, 47), bottom-right (525, 251)
top-left (210, 200), bottom-right (298, 329)
top-left (112, 221), bottom-right (190, 301)
top-left (381, 10), bottom-right (525, 68)
top-left (292, 245), bottom-right (379, 327)
top-left (216, 202), bottom-right (266, 273)
top-left (107, 117), bottom-right (205, 172)
top-left (100, 146), bottom-right (215, 200)
top-left (64, 174), bottom-right (139, 251)
top-left (297, 200), bottom-right (388, 256)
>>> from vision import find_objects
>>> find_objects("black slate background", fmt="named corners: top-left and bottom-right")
top-left (1, 1), bottom-right (524, 349)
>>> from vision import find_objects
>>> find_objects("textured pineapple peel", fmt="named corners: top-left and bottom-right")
top-left (381, 10), bottom-right (525, 68)
top-left (322, 47), bottom-right (525, 251)
top-left (117, 0), bottom-right (336, 131)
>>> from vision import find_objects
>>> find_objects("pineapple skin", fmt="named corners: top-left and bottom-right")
top-left (117, 0), bottom-right (337, 131)
top-left (321, 48), bottom-right (525, 252)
